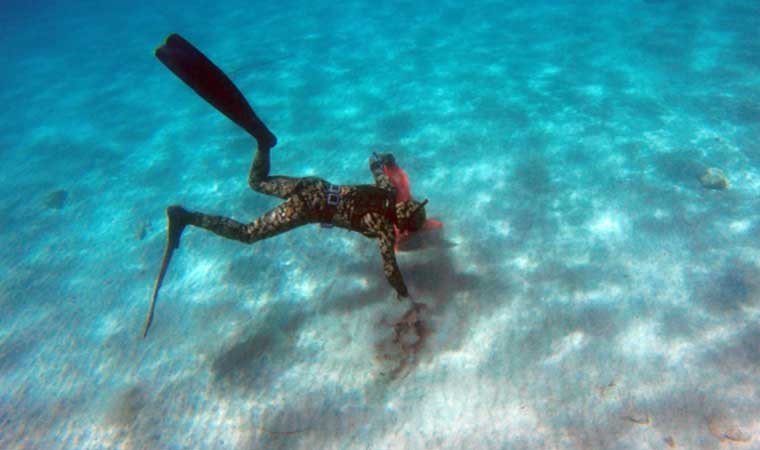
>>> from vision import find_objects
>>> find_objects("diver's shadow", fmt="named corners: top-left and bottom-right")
top-left (210, 302), bottom-right (309, 391)
top-left (209, 239), bottom-right (482, 389)
top-left (210, 242), bottom-right (489, 449)
top-left (208, 258), bottom-right (391, 392)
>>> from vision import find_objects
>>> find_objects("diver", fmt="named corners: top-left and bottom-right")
top-left (142, 34), bottom-right (429, 337)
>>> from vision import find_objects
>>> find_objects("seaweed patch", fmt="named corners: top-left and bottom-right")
top-left (376, 302), bottom-right (429, 379)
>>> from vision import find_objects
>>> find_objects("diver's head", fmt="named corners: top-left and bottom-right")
top-left (395, 199), bottom-right (428, 232)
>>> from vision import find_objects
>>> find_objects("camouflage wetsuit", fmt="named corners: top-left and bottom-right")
top-left (172, 146), bottom-right (417, 297)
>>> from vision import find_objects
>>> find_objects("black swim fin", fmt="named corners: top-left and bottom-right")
top-left (142, 206), bottom-right (188, 338)
top-left (155, 33), bottom-right (277, 149)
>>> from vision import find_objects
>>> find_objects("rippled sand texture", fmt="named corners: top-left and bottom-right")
top-left (1, 1), bottom-right (758, 449)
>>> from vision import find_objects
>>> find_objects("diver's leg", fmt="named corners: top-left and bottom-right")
top-left (142, 199), bottom-right (310, 338)
top-left (247, 145), bottom-right (301, 199)
top-left (173, 197), bottom-right (311, 244)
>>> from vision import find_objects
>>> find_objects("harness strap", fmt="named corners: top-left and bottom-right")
top-left (320, 184), bottom-right (341, 228)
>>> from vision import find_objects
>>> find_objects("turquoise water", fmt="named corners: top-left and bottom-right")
top-left (1, 1), bottom-right (759, 448)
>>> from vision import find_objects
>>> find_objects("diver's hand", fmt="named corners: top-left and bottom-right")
top-left (372, 152), bottom-right (397, 167)
top-left (370, 153), bottom-right (383, 171)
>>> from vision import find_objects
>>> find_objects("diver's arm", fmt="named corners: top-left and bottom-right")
top-left (369, 153), bottom-right (397, 195)
top-left (379, 232), bottom-right (408, 297)
top-left (363, 214), bottom-right (408, 297)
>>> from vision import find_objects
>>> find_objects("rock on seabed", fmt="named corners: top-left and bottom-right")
top-left (698, 167), bottom-right (729, 190)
